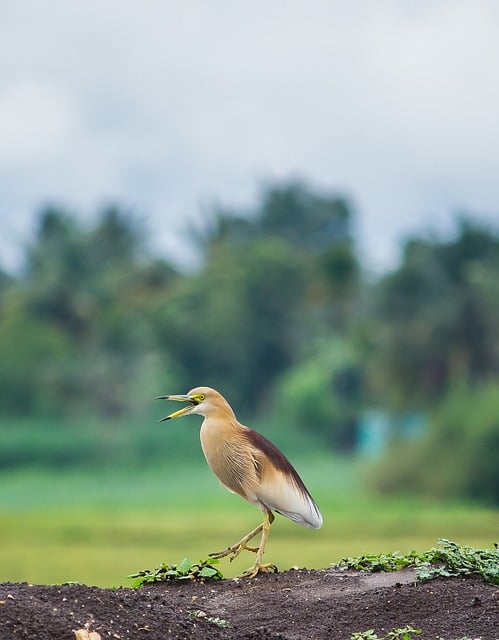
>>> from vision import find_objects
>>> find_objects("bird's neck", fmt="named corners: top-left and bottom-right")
top-left (200, 406), bottom-right (240, 434)
top-left (202, 400), bottom-right (237, 423)
top-left (199, 408), bottom-right (243, 462)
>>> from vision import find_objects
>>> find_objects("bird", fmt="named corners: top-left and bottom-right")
top-left (156, 386), bottom-right (322, 578)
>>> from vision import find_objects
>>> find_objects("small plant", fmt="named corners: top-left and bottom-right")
top-left (337, 540), bottom-right (498, 585)
top-left (189, 609), bottom-right (232, 628)
top-left (351, 627), bottom-right (421, 640)
top-left (386, 628), bottom-right (421, 640)
top-left (338, 550), bottom-right (427, 573)
top-left (438, 637), bottom-right (482, 640)
top-left (128, 557), bottom-right (223, 587)
top-left (416, 539), bottom-right (498, 585)
top-left (351, 631), bottom-right (378, 640)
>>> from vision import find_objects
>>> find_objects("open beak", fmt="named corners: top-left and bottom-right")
top-left (156, 394), bottom-right (196, 421)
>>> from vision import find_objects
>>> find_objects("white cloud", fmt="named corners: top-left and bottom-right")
top-left (0, 1), bottom-right (498, 272)
top-left (0, 81), bottom-right (77, 168)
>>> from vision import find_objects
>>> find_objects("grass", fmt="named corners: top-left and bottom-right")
top-left (0, 457), bottom-right (497, 587)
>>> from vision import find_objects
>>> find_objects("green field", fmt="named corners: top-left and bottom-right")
top-left (0, 457), bottom-right (497, 587)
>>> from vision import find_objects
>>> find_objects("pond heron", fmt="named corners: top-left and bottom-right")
top-left (157, 386), bottom-right (322, 578)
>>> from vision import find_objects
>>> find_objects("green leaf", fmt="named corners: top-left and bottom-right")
top-left (178, 557), bottom-right (192, 574)
top-left (199, 566), bottom-right (218, 578)
top-left (129, 556), bottom-right (224, 585)
top-left (338, 540), bottom-right (499, 585)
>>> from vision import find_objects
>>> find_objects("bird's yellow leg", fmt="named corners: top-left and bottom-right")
top-left (209, 522), bottom-right (263, 562)
top-left (241, 510), bottom-right (278, 578)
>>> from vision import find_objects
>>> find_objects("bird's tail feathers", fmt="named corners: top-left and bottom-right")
top-left (275, 499), bottom-right (323, 529)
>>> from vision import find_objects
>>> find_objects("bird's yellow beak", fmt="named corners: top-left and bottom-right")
top-left (156, 394), bottom-right (197, 422)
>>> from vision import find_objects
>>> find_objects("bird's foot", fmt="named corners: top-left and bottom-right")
top-left (229, 543), bottom-right (259, 562)
top-left (240, 562), bottom-right (278, 578)
top-left (209, 542), bottom-right (259, 561)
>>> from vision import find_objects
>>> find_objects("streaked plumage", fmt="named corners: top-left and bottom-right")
top-left (157, 386), bottom-right (322, 577)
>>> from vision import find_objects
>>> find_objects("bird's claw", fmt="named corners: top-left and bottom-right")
top-left (209, 543), bottom-right (259, 562)
top-left (241, 562), bottom-right (278, 578)
top-left (229, 544), bottom-right (258, 562)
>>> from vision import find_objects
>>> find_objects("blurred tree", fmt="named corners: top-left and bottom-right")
top-left (0, 205), bottom-right (178, 417)
top-left (2, 179), bottom-right (496, 483)
top-left (25, 208), bottom-right (88, 337)
top-left (259, 181), bottom-right (351, 249)
top-left (0, 265), bottom-right (13, 294)
top-left (368, 220), bottom-right (499, 409)
top-left (191, 208), bottom-right (256, 252)
top-left (194, 181), bottom-right (354, 255)
top-left (269, 338), bottom-right (363, 451)
top-left (25, 206), bottom-right (150, 341)
top-left (369, 382), bottom-right (499, 504)
top-left (0, 299), bottom-right (72, 414)
top-left (152, 181), bottom-right (360, 413)
top-left (151, 237), bottom-right (313, 413)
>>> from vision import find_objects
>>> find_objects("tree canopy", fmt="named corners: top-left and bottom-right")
top-left (1, 181), bottom-right (498, 502)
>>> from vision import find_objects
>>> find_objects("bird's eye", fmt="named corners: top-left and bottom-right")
top-left (198, 394), bottom-right (205, 401)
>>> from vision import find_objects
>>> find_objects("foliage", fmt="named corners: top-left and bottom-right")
top-left (152, 237), bottom-right (314, 412)
top-left (269, 338), bottom-right (363, 450)
top-left (151, 180), bottom-right (359, 412)
top-left (128, 557), bottom-right (223, 587)
top-left (337, 539), bottom-right (499, 585)
top-left (351, 627), bottom-right (421, 640)
top-left (368, 220), bottom-right (499, 409)
top-left (1, 181), bottom-right (499, 505)
top-left (0, 206), bottom-right (177, 418)
top-left (415, 539), bottom-right (499, 585)
top-left (369, 383), bottom-right (499, 504)
top-left (338, 549), bottom-right (427, 573)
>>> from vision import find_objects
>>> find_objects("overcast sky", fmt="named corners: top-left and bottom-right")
top-left (1, 0), bottom-right (498, 273)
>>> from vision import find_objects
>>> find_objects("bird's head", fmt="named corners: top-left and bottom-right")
top-left (156, 386), bottom-right (233, 421)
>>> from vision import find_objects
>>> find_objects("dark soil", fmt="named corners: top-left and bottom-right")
top-left (1, 568), bottom-right (497, 640)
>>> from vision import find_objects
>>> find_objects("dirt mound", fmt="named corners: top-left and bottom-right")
top-left (1, 568), bottom-right (497, 640)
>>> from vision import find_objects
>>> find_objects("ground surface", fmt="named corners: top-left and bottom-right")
top-left (0, 568), bottom-right (497, 640)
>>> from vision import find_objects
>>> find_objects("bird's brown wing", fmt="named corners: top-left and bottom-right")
top-left (243, 428), bottom-right (323, 529)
